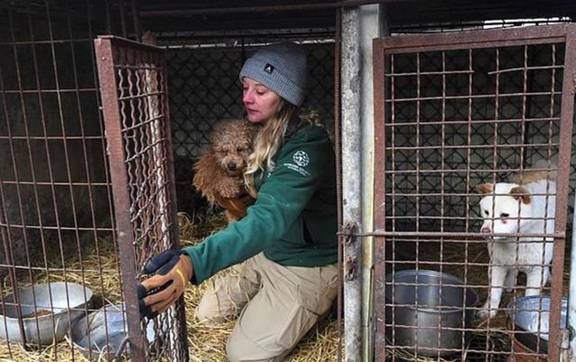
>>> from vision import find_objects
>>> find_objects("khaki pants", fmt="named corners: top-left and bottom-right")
top-left (195, 252), bottom-right (339, 362)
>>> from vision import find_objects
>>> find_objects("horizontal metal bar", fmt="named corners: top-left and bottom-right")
top-left (384, 193), bottom-right (557, 198)
top-left (0, 136), bottom-right (106, 141)
top-left (385, 69), bottom-right (475, 77)
top-left (377, 24), bottom-right (573, 53)
top-left (386, 142), bottom-right (558, 151)
top-left (487, 64), bottom-right (565, 74)
top-left (0, 38), bottom-right (94, 45)
top-left (341, 230), bottom-right (564, 238)
top-left (0, 264), bottom-right (119, 273)
top-left (386, 90), bottom-right (559, 103)
top-left (385, 117), bottom-right (561, 127)
top-left (386, 65), bottom-right (563, 78)
top-left (383, 167), bottom-right (556, 174)
top-left (384, 260), bottom-right (553, 268)
top-left (115, 64), bottom-right (163, 71)
top-left (117, 91), bottom-right (164, 101)
top-left (0, 88), bottom-right (99, 94)
top-left (0, 180), bottom-right (111, 187)
top-left (140, 0), bottom-right (394, 17)
top-left (0, 223), bottom-right (115, 232)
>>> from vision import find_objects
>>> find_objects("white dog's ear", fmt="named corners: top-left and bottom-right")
top-left (475, 183), bottom-right (493, 195)
top-left (510, 186), bottom-right (531, 204)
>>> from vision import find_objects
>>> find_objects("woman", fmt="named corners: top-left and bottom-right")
top-left (139, 42), bottom-right (338, 362)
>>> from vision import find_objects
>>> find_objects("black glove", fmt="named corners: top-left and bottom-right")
top-left (137, 249), bottom-right (191, 319)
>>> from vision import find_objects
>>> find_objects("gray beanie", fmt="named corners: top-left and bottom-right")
top-left (239, 42), bottom-right (309, 106)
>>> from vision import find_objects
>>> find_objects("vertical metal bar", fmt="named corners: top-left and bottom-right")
top-left (104, 0), bottom-right (112, 35)
top-left (119, 0), bottom-right (128, 39)
top-left (372, 37), bottom-right (386, 362)
top-left (94, 37), bottom-right (145, 361)
top-left (64, 1), bottom-right (109, 357)
top-left (464, 47), bottom-right (473, 356)
top-left (569, 185), bottom-right (576, 360)
top-left (341, 7), bottom-right (362, 362)
top-left (21, 0), bottom-right (65, 352)
top-left (358, 6), bottom-right (381, 361)
top-left (0, 6), bottom-right (40, 346)
top-left (86, 3), bottom-right (119, 358)
top-left (159, 49), bottom-right (190, 362)
top-left (334, 8), bottom-right (343, 362)
top-left (131, 0), bottom-right (142, 42)
top-left (548, 24), bottom-right (576, 362)
top-left (43, 2), bottom-right (85, 355)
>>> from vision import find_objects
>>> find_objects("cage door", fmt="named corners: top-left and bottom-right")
top-left (373, 25), bottom-right (576, 362)
top-left (94, 36), bottom-right (188, 361)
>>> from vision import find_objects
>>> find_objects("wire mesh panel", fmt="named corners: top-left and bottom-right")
top-left (373, 24), bottom-right (576, 361)
top-left (95, 36), bottom-right (188, 361)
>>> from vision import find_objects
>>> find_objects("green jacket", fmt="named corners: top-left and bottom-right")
top-left (184, 123), bottom-right (338, 285)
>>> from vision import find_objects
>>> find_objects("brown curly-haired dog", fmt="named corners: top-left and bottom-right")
top-left (193, 119), bottom-right (259, 223)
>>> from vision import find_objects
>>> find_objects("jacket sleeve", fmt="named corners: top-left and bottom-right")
top-left (183, 127), bottom-right (332, 284)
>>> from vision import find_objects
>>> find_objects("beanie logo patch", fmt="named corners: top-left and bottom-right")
top-left (264, 63), bottom-right (275, 74)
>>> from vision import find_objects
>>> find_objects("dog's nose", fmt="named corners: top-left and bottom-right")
top-left (481, 227), bottom-right (491, 233)
top-left (227, 162), bottom-right (237, 171)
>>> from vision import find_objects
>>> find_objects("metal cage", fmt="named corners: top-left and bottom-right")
top-left (373, 24), bottom-right (575, 361)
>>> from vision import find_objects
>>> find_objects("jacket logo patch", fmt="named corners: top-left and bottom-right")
top-left (293, 151), bottom-right (309, 167)
top-left (283, 163), bottom-right (310, 177)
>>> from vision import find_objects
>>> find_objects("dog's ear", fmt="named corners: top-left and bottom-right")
top-left (475, 183), bottom-right (493, 195)
top-left (510, 186), bottom-right (531, 204)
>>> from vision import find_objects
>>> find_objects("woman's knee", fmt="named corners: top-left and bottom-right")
top-left (226, 328), bottom-right (285, 362)
top-left (195, 290), bottom-right (234, 324)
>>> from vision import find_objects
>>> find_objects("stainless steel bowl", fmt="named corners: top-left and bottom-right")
top-left (506, 295), bottom-right (567, 354)
top-left (385, 269), bottom-right (479, 357)
top-left (69, 303), bottom-right (156, 361)
top-left (0, 282), bottom-right (93, 345)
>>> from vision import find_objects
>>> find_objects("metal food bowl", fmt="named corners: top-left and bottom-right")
top-left (0, 282), bottom-right (93, 345)
top-left (69, 303), bottom-right (156, 361)
top-left (506, 295), bottom-right (567, 354)
top-left (385, 269), bottom-right (479, 357)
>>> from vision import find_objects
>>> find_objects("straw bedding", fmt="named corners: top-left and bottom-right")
top-left (0, 212), bottom-right (569, 362)
top-left (0, 212), bottom-right (340, 361)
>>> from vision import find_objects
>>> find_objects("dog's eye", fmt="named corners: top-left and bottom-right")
top-left (237, 147), bottom-right (245, 152)
top-left (500, 213), bottom-right (509, 218)
top-left (484, 210), bottom-right (489, 216)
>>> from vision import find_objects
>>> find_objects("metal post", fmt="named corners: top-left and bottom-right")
top-left (358, 4), bottom-right (383, 362)
top-left (341, 7), bottom-right (362, 362)
top-left (568, 195), bottom-right (576, 360)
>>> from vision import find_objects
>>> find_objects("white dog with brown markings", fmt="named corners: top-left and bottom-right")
top-left (475, 170), bottom-right (556, 319)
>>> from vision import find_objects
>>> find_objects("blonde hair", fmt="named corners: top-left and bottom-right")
top-left (244, 101), bottom-right (323, 197)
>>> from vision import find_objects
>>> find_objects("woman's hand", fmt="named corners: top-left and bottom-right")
top-left (137, 249), bottom-right (194, 319)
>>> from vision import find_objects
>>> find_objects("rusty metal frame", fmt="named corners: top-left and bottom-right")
top-left (372, 24), bottom-right (576, 361)
top-left (139, 0), bottom-right (402, 17)
top-left (94, 35), bottom-right (188, 361)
